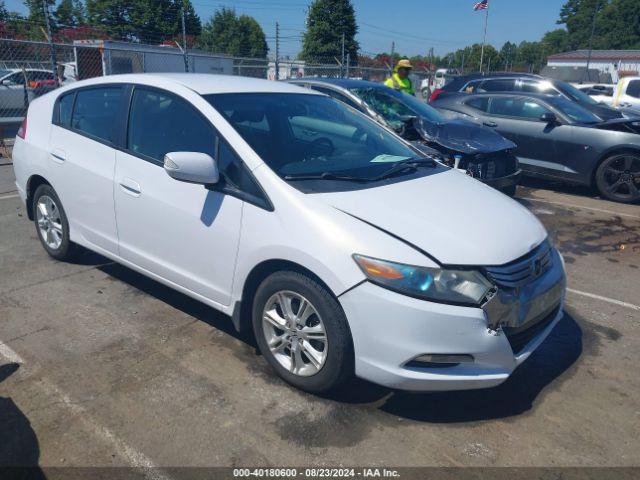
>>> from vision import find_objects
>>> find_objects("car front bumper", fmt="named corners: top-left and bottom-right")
top-left (339, 249), bottom-right (566, 392)
top-left (482, 169), bottom-right (522, 190)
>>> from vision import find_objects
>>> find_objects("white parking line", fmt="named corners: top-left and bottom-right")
top-left (0, 193), bottom-right (19, 201)
top-left (0, 341), bottom-right (172, 480)
top-left (567, 288), bottom-right (640, 311)
top-left (521, 197), bottom-right (640, 220)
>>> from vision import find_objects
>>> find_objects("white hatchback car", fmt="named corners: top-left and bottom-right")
top-left (12, 74), bottom-right (566, 393)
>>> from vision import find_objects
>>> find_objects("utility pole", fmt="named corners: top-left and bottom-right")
top-left (341, 33), bottom-right (346, 78)
top-left (461, 52), bottom-right (465, 74)
top-left (346, 53), bottom-right (350, 79)
top-left (181, 3), bottom-right (189, 73)
top-left (275, 22), bottom-right (280, 80)
top-left (584, 0), bottom-right (600, 83)
top-left (42, 0), bottom-right (59, 88)
top-left (479, 2), bottom-right (490, 73)
top-left (390, 41), bottom-right (395, 74)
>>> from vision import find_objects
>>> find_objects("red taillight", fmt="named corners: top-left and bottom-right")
top-left (17, 114), bottom-right (27, 139)
top-left (429, 89), bottom-right (445, 103)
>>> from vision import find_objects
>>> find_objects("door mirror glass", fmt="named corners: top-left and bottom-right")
top-left (540, 112), bottom-right (557, 124)
top-left (164, 152), bottom-right (219, 185)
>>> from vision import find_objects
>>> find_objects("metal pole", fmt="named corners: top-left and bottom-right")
top-left (390, 41), bottom-right (395, 75)
top-left (42, 0), bottom-right (59, 88)
top-left (341, 33), bottom-right (345, 78)
top-left (346, 53), bottom-right (350, 79)
top-left (479, 3), bottom-right (490, 74)
top-left (275, 22), bottom-right (280, 80)
top-left (182, 4), bottom-right (189, 73)
top-left (584, 0), bottom-right (600, 83)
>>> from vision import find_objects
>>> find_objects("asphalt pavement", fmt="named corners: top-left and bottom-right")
top-left (0, 167), bottom-right (639, 474)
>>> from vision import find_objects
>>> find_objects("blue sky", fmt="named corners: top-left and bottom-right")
top-left (5, 0), bottom-right (568, 57)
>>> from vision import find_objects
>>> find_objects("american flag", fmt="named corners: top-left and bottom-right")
top-left (474, 0), bottom-right (489, 10)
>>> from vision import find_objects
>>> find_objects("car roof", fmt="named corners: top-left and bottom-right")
top-left (454, 72), bottom-right (542, 81)
top-left (290, 77), bottom-right (384, 90)
top-left (60, 73), bottom-right (321, 95)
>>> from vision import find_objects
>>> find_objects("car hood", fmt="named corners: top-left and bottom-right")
top-left (416, 117), bottom-right (517, 154)
top-left (591, 117), bottom-right (640, 134)
top-left (314, 170), bottom-right (547, 266)
top-left (586, 102), bottom-right (625, 121)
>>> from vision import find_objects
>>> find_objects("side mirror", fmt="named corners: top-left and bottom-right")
top-left (163, 152), bottom-right (219, 185)
top-left (540, 112), bottom-right (558, 124)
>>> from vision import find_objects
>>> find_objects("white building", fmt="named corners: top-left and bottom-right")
top-left (547, 50), bottom-right (640, 84)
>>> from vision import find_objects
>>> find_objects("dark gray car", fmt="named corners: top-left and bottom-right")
top-left (290, 78), bottom-right (521, 195)
top-left (432, 91), bottom-right (640, 203)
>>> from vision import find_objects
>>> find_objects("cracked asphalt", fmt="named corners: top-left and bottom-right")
top-left (0, 166), bottom-right (639, 472)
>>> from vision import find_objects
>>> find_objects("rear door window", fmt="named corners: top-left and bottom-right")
top-left (72, 87), bottom-right (124, 143)
top-left (58, 93), bottom-right (75, 128)
top-left (627, 80), bottom-right (640, 99)
top-left (487, 97), bottom-right (551, 120)
top-left (466, 97), bottom-right (490, 112)
top-left (478, 79), bottom-right (516, 92)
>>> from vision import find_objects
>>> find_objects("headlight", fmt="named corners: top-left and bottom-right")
top-left (353, 255), bottom-right (494, 305)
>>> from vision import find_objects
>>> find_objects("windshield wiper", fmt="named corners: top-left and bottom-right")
top-left (284, 157), bottom-right (437, 182)
top-left (284, 172), bottom-right (372, 182)
top-left (373, 157), bottom-right (437, 181)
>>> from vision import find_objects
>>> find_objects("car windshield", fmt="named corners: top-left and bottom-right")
top-left (350, 87), bottom-right (443, 129)
top-left (206, 93), bottom-right (430, 181)
top-left (554, 80), bottom-right (599, 106)
top-left (551, 97), bottom-right (601, 124)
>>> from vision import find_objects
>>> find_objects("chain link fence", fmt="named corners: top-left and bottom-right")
top-left (0, 37), bottom-right (428, 156)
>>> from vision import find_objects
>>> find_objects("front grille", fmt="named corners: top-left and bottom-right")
top-left (464, 150), bottom-right (518, 180)
top-left (484, 241), bottom-right (552, 289)
top-left (504, 305), bottom-right (560, 355)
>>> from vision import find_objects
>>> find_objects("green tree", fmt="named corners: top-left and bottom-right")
top-left (301, 0), bottom-right (358, 63)
top-left (85, 0), bottom-right (133, 39)
top-left (197, 8), bottom-right (267, 58)
top-left (558, 0), bottom-right (608, 49)
top-left (23, 0), bottom-right (56, 25)
top-left (500, 41), bottom-right (518, 70)
top-left (55, 0), bottom-right (85, 27)
top-left (129, 0), bottom-right (200, 44)
top-left (541, 28), bottom-right (570, 53)
top-left (0, 1), bottom-right (8, 22)
top-left (596, 0), bottom-right (640, 49)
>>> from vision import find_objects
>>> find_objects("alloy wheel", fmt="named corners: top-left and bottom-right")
top-left (261, 291), bottom-right (328, 377)
top-left (36, 195), bottom-right (64, 250)
top-left (601, 154), bottom-right (640, 201)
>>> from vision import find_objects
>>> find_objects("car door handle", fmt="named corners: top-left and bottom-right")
top-left (50, 150), bottom-right (66, 163)
top-left (119, 178), bottom-right (141, 197)
top-left (483, 121), bottom-right (498, 128)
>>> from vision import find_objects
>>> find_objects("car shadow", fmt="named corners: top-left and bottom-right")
top-left (0, 363), bottom-right (46, 479)
top-left (97, 259), bottom-right (581, 423)
top-left (518, 177), bottom-right (599, 200)
top-left (332, 313), bottom-right (582, 423)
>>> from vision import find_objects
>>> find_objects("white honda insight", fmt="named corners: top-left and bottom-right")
top-left (12, 74), bottom-right (566, 393)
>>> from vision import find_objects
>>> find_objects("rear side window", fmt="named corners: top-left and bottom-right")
top-left (58, 93), bottom-right (75, 128)
top-left (127, 88), bottom-right (216, 162)
top-left (627, 80), bottom-right (640, 99)
top-left (488, 97), bottom-right (551, 119)
top-left (72, 87), bottom-right (124, 143)
top-left (466, 97), bottom-right (489, 112)
top-left (479, 79), bottom-right (516, 92)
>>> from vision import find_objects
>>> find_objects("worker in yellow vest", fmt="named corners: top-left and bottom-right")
top-left (384, 59), bottom-right (415, 95)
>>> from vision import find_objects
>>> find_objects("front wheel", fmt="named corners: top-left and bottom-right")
top-left (595, 153), bottom-right (640, 203)
top-left (252, 271), bottom-right (354, 393)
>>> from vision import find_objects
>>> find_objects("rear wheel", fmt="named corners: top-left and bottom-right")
top-left (33, 184), bottom-right (79, 261)
top-left (252, 271), bottom-right (354, 393)
top-left (595, 153), bottom-right (640, 203)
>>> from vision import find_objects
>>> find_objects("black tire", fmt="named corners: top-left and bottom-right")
top-left (252, 271), bottom-right (354, 394)
top-left (500, 185), bottom-right (517, 197)
top-left (32, 184), bottom-right (79, 261)
top-left (595, 153), bottom-right (640, 204)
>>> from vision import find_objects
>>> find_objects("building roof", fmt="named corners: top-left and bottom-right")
top-left (548, 50), bottom-right (640, 61)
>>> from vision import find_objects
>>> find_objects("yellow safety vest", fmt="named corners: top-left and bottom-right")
top-left (384, 73), bottom-right (415, 95)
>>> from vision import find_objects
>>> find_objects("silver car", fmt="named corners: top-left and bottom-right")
top-left (0, 68), bottom-right (56, 119)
